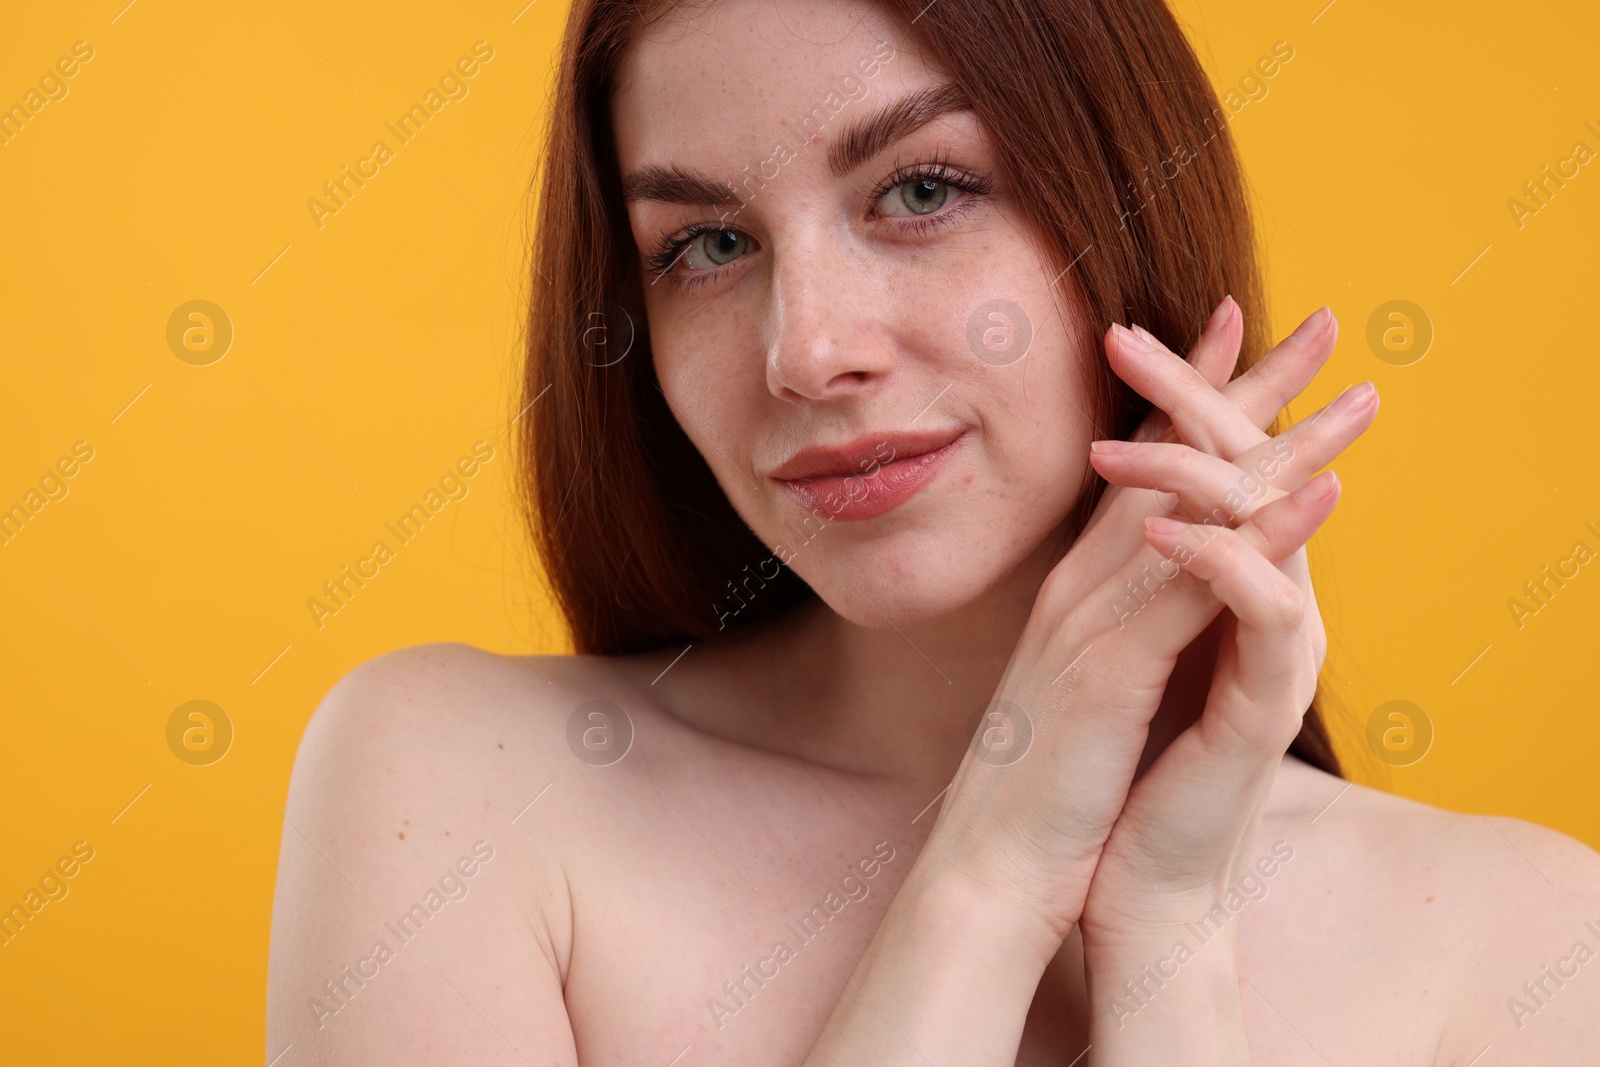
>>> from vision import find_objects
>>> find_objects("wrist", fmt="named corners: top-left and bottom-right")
top-left (1080, 906), bottom-right (1240, 982)
top-left (1081, 882), bottom-right (1234, 946)
top-left (899, 858), bottom-right (1070, 975)
top-left (910, 820), bottom-right (1091, 960)
top-left (1083, 934), bottom-right (1249, 1062)
top-left (1081, 837), bottom-right (1298, 950)
top-left (801, 862), bottom-right (1067, 1065)
top-left (1081, 906), bottom-right (1250, 1062)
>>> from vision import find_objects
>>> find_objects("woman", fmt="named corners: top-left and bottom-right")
top-left (266, 0), bottom-right (1600, 1061)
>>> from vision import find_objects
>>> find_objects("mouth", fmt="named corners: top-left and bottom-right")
top-left (771, 427), bottom-right (967, 521)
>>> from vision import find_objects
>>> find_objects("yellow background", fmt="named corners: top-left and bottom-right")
top-left (2, 0), bottom-right (1596, 1061)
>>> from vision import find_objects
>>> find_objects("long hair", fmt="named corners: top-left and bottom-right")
top-left (516, 0), bottom-right (1343, 776)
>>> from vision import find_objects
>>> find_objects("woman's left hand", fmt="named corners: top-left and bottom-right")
top-left (1074, 311), bottom-right (1378, 1056)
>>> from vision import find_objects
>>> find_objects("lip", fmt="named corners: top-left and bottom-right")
top-left (771, 427), bottom-right (967, 521)
top-left (771, 427), bottom-right (967, 480)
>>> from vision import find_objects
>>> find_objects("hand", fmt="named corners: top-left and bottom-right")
top-left (917, 299), bottom-right (1367, 949)
top-left (1060, 297), bottom-right (1333, 605)
top-left (1075, 324), bottom-right (1375, 927)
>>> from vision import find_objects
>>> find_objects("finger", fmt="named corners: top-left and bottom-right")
top-left (1126, 304), bottom-right (1340, 453)
top-left (1184, 295), bottom-right (1245, 394)
top-left (1120, 296), bottom-right (1239, 445)
top-left (1086, 379), bottom-right (1377, 525)
top-left (1109, 322), bottom-right (1268, 461)
top-left (1221, 306), bottom-right (1338, 435)
top-left (1076, 303), bottom-right (1339, 571)
top-left (1088, 440), bottom-right (1280, 527)
top-left (1144, 511), bottom-right (1322, 647)
top-left (1192, 467), bottom-right (1341, 568)
top-left (1072, 465), bottom-right (1337, 673)
top-left (1131, 296), bottom-right (1243, 396)
top-left (1146, 470), bottom-right (1338, 667)
top-left (1141, 493), bottom-right (1337, 758)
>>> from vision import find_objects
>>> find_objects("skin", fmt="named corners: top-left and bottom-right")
top-left (265, 0), bottom-right (1600, 1063)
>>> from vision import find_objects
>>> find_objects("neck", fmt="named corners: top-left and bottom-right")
top-left (699, 521), bottom-right (1216, 797)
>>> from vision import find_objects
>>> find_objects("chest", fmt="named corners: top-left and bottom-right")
top-left (555, 762), bottom-right (1446, 1065)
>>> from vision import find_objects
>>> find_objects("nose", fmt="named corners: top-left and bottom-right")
top-left (764, 231), bottom-right (895, 401)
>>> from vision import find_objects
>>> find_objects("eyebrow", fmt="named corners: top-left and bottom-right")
top-left (620, 82), bottom-right (973, 207)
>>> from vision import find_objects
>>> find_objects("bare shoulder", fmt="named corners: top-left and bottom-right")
top-left (280, 642), bottom-right (599, 864)
top-left (265, 642), bottom-right (640, 1064)
top-left (293, 642), bottom-right (551, 767)
top-left (1405, 797), bottom-right (1600, 1065)
top-left (1269, 758), bottom-right (1600, 1065)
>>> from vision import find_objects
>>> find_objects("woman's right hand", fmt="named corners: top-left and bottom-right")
top-left (914, 298), bottom-right (1368, 944)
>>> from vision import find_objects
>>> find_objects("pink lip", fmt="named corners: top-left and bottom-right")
top-left (773, 428), bottom-right (967, 521)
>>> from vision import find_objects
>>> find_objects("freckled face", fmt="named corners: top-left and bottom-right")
top-left (611, 0), bottom-right (1098, 627)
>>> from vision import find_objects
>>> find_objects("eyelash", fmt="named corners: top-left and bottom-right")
top-left (644, 153), bottom-right (995, 292)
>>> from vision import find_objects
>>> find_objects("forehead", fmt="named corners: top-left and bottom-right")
top-left (610, 0), bottom-right (934, 171)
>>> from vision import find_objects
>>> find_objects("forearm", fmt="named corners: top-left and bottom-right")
top-left (802, 864), bottom-right (1063, 1066)
top-left (1081, 919), bottom-right (1252, 1065)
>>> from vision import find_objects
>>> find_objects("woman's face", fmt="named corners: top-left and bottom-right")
top-left (612, 0), bottom-right (1098, 628)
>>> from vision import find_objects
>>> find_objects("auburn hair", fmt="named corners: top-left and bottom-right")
top-left (516, 0), bottom-right (1343, 776)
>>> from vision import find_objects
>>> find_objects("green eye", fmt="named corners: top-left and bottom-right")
top-left (685, 229), bottom-right (749, 269)
top-left (897, 178), bottom-right (951, 216)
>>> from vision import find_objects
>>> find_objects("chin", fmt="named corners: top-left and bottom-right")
top-left (793, 517), bottom-right (1045, 632)
top-left (823, 571), bottom-right (992, 631)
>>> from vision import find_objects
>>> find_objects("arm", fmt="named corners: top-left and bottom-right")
top-left (265, 644), bottom-right (579, 1066)
top-left (1082, 913), bottom-right (1249, 1062)
top-left (802, 861), bottom-right (1067, 1064)
top-left (1070, 307), bottom-right (1369, 1063)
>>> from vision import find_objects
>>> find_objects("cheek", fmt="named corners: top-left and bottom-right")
top-left (986, 407), bottom-right (1091, 509)
top-left (966, 330), bottom-right (1096, 517)
top-left (653, 331), bottom-right (765, 497)
top-left (661, 355), bottom-right (742, 448)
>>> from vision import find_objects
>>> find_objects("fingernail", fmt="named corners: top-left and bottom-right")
top-left (1090, 439), bottom-right (1133, 454)
top-left (1205, 295), bottom-right (1235, 335)
top-left (1288, 306), bottom-right (1331, 346)
top-left (1146, 515), bottom-right (1185, 534)
top-left (1129, 323), bottom-right (1162, 348)
top-left (1331, 380), bottom-right (1374, 414)
top-left (1291, 469), bottom-right (1338, 503)
top-left (1112, 322), bottom-right (1154, 353)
